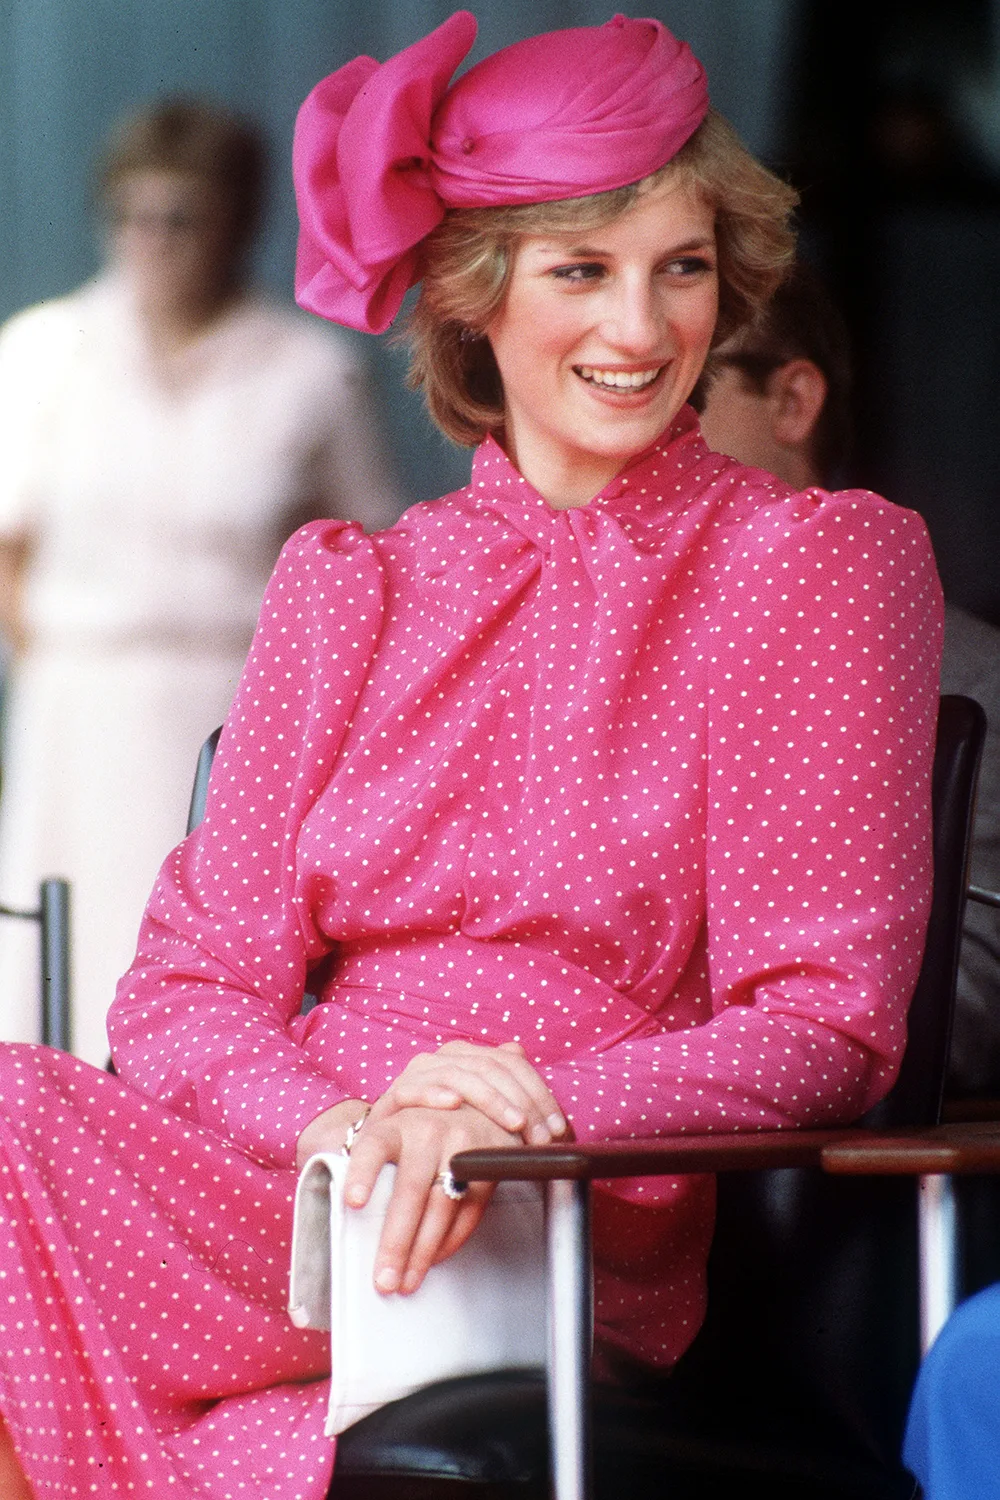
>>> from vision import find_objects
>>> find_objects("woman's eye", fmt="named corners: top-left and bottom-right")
top-left (550, 263), bottom-right (605, 283)
top-left (665, 255), bottom-right (715, 277)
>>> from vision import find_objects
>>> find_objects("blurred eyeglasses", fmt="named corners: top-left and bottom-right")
top-left (109, 208), bottom-right (213, 237)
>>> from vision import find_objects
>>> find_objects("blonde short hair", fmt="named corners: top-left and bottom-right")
top-left (405, 109), bottom-right (798, 447)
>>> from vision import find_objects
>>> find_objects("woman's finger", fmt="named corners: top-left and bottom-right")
top-left (400, 1188), bottom-right (490, 1292)
top-left (370, 1044), bottom-right (566, 1142)
top-left (395, 1180), bottom-right (489, 1294)
top-left (341, 1115), bottom-right (457, 1290)
top-left (427, 1192), bottom-right (491, 1268)
top-left (344, 1105), bottom-right (511, 1293)
top-left (373, 1062), bottom-right (539, 1136)
top-left (366, 1080), bottom-right (464, 1116)
top-left (437, 1041), bottom-right (566, 1135)
top-left (371, 1151), bottom-right (457, 1293)
top-left (341, 1115), bottom-right (399, 1210)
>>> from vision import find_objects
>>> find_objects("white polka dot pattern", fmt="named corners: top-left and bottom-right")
top-left (0, 1045), bottom-right (332, 1496)
top-left (0, 408), bottom-right (942, 1492)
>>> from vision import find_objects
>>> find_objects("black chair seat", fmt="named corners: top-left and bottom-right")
top-left (334, 1370), bottom-right (548, 1496)
top-left (334, 1366), bottom-right (918, 1500)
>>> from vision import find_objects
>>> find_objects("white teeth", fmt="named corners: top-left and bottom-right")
top-left (577, 366), bottom-right (661, 390)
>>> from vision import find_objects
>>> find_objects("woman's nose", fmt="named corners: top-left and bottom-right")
top-left (600, 277), bottom-right (665, 354)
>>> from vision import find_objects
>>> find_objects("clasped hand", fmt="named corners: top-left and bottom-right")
top-left (295, 1040), bottom-right (567, 1296)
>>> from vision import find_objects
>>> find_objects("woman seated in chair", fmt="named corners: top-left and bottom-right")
top-left (0, 12), bottom-right (943, 1498)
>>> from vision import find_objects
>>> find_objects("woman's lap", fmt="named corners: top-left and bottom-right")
top-left (0, 1042), bottom-right (335, 1498)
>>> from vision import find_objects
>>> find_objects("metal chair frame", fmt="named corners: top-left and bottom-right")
top-left (0, 878), bottom-right (71, 1051)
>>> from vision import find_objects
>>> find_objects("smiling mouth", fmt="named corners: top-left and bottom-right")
top-left (575, 365), bottom-right (664, 391)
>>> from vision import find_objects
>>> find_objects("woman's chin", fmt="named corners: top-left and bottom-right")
top-left (578, 398), bottom-right (680, 461)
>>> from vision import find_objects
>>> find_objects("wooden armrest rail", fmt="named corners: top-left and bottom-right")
top-left (822, 1122), bottom-right (1000, 1176)
top-left (451, 1127), bottom-right (857, 1183)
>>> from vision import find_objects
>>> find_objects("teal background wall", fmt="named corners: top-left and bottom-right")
top-left (0, 1), bottom-right (799, 500)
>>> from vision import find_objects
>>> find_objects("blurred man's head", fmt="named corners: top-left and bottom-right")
top-left (696, 260), bottom-right (853, 489)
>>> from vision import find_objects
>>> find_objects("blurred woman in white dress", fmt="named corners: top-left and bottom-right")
top-left (0, 98), bottom-right (404, 1067)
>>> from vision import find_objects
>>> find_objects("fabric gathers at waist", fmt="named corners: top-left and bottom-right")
top-left (317, 931), bottom-right (666, 1065)
top-left (299, 932), bottom-right (709, 1216)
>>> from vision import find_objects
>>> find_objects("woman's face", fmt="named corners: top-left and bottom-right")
top-left (107, 169), bottom-right (237, 327)
top-left (486, 177), bottom-right (718, 508)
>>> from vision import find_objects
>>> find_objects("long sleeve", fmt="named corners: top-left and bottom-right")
top-left (538, 488), bottom-right (943, 1140)
top-left (108, 520), bottom-right (386, 1168)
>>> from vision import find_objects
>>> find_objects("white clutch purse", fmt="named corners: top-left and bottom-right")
top-left (288, 1152), bottom-right (547, 1435)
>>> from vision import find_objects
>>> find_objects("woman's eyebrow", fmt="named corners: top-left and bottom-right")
top-left (661, 236), bottom-right (716, 254)
top-left (535, 234), bottom-right (716, 258)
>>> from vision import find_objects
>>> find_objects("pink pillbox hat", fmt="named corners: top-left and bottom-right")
top-left (294, 11), bottom-right (708, 334)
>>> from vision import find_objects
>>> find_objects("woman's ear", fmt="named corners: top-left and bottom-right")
top-left (768, 358), bottom-right (828, 449)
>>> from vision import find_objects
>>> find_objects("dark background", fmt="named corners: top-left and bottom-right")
top-left (2, 0), bottom-right (998, 619)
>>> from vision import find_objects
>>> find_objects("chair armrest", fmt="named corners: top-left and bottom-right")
top-left (819, 1123), bottom-right (1000, 1351)
top-left (822, 1122), bottom-right (1000, 1175)
top-left (451, 1127), bottom-right (858, 1183)
top-left (452, 1127), bottom-right (853, 1500)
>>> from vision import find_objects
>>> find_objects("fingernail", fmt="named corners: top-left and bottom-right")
top-left (375, 1267), bottom-right (400, 1293)
top-left (402, 1269), bottom-right (421, 1294)
top-left (547, 1113), bottom-right (567, 1136)
top-left (346, 1184), bottom-right (367, 1207)
top-left (504, 1106), bottom-right (525, 1129)
top-left (529, 1122), bottom-right (551, 1145)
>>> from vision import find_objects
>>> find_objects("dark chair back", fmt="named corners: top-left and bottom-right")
top-left (865, 693), bottom-right (985, 1127)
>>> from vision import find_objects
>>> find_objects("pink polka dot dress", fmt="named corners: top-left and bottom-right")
top-left (0, 408), bottom-right (942, 1495)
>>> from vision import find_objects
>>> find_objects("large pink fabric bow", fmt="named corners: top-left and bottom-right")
top-left (293, 11), bottom-right (708, 334)
top-left (294, 12), bottom-right (477, 336)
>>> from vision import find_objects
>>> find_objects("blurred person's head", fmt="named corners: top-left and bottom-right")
top-left (96, 98), bottom-right (266, 330)
top-left (696, 260), bottom-right (853, 488)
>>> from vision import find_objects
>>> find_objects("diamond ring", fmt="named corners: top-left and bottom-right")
top-left (434, 1168), bottom-right (469, 1201)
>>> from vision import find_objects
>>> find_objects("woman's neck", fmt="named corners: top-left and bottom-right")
top-left (498, 427), bottom-right (626, 510)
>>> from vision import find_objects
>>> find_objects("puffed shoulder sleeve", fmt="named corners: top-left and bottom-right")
top-left (108, 520), bottom-right (386, 1167)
